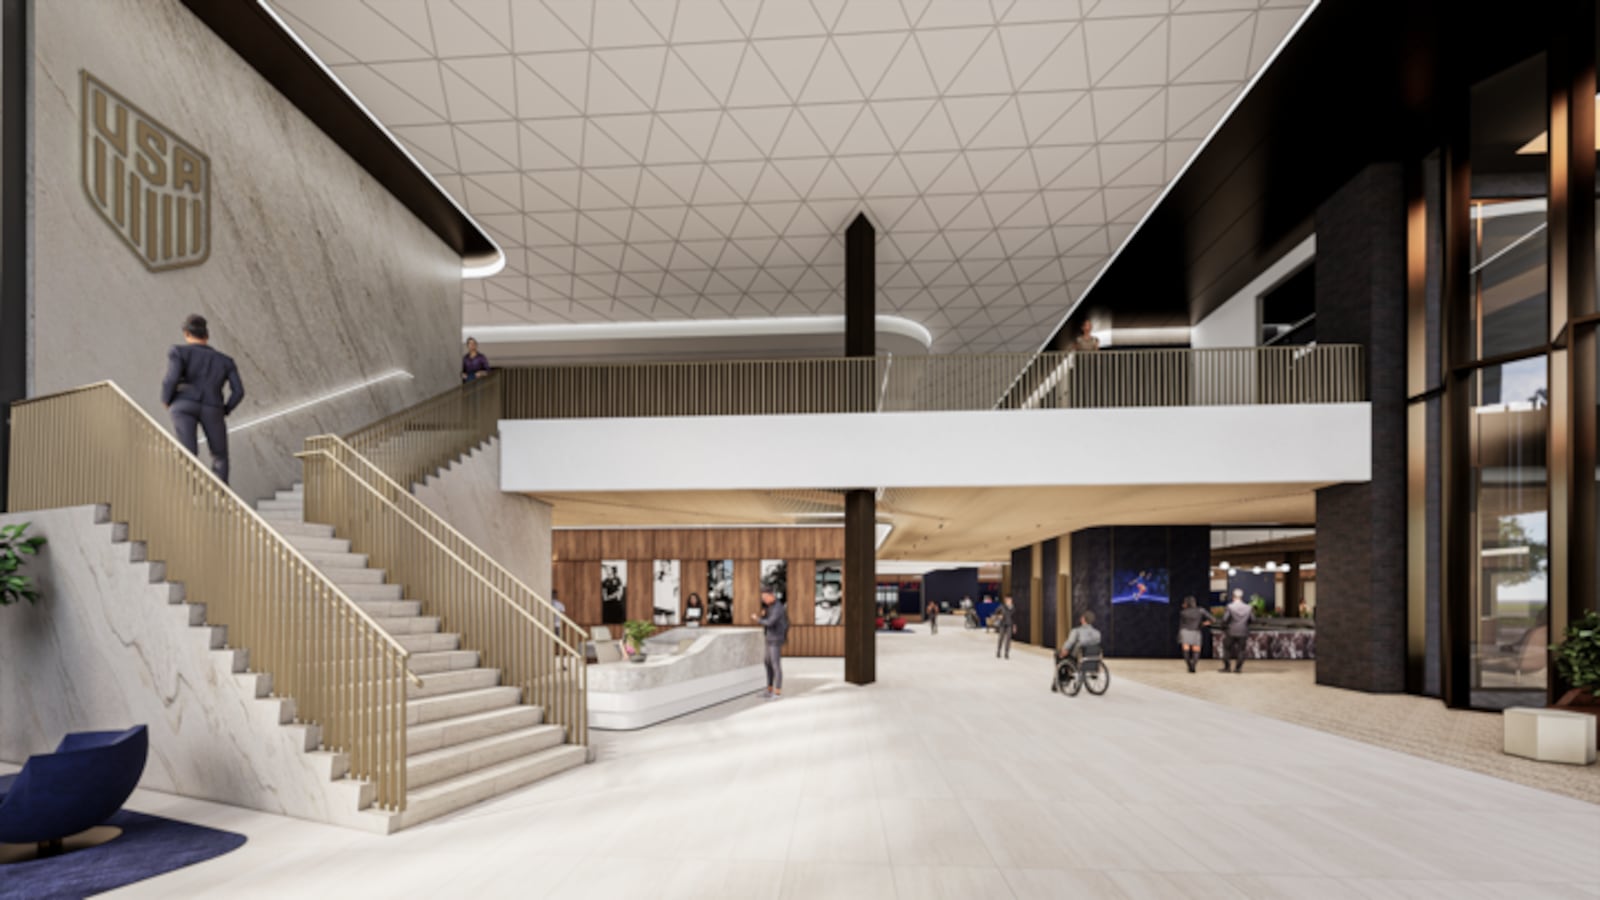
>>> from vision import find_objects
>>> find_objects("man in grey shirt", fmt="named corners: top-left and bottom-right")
top-left (753, 590), bottom-right (788, 699)
top-left (1220, 588), bottom-right (1253, 673)
top-left (995, 596), bottom-right (1015, 659)
top-left (1052, 611), bottom-right (1102, 692)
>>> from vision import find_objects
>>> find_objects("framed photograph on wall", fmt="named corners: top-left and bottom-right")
top-left (601, 560), bottom-right (627, 625)
top-left (760, 559), bottom-right (787, 602)
top-left (653, 560), bottom-right (680, 626)
top-left (815, 560), bottom-right (843, 626)
top-left (706, 559), bottom-right (734, 625)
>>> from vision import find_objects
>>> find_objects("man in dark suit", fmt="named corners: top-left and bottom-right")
top-left (160, 314), bottom-right (244, 485)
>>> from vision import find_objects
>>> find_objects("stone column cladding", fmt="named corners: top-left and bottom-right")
top-left (1314, 162), bottom-right (1409, 693)
top-left (1009, 545), bottom-right (1032, 645)
top-left (1068, 525), bottom-right (1207, 658)
top-left (1040, 538), bottom-right (1060, 651)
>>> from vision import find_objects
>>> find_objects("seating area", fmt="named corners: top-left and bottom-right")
top-left (0, 725), bottom-right (148, 856)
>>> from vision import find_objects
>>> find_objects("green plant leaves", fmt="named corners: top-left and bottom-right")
top-left (0, 522), bottom-right (46, 607)
top-left (1554, 611), bottom-right (1600, 691)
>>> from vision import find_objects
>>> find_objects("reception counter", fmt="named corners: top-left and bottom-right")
top-left (1208, 625), bottom-right (1316, 660)
top-left (588, 627), bottom-right (766, 730)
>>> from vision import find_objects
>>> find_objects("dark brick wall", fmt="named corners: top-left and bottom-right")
top-left (1068, 525), bottom-right (1207, 658)
top-left (1314, 162), bottom-right (1408, 693)
top-left (1009, 546), bottom-right (1032, 645)
top-left (1040, 538), bottom-right (1060, 650)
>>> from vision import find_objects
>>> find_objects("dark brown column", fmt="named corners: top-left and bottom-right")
top-left (845, 214), bottom-right (875, 358)
top-left (0, 0), bottom-right (30, 512)
top-left (842, 213), bottom-right (876, 684)
top-left (843, 488), bottom-right (875, 685)
top-left (1283, 553), bottom-right (1303, 619)
top-left (1549, 6), bottom-right (1598, 702)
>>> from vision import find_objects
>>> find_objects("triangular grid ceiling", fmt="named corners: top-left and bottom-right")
top-left (268, 0), bottom-right (1309, 353)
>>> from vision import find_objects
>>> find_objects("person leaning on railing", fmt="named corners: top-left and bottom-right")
top-left (461, 337), bottom-right (491, 382)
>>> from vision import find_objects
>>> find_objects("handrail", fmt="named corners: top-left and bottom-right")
top-left (342, 374), bottom-right (501, 490)
top-left (497, 345), bottom-right (1368, 418)
top-left (7, 381), bottom-right (416, 811)
top-left (301, 440), bottom-right (587, 746)
top-left (307, 435), bottom-right (589, 646)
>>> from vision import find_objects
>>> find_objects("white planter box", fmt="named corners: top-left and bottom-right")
top-left (1503, 707), bottom-right (1598, 766)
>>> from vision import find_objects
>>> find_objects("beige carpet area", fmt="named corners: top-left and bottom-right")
top-left (1110, 656), bottom-right (1600, 805)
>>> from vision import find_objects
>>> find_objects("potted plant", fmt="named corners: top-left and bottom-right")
top-left (622, 619), bottom-right (656, 663)
top-left (1553, 610), bottom-right (1600, 708)
top-left (1, 522), bottom-right (47, 607)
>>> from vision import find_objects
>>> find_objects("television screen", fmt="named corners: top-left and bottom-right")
top-left (1112, 567), bottom-right (1170, 604)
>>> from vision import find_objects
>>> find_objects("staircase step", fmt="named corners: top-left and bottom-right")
top-left (408, 705), bottom-right (545, 755)
top-left (275, 488), bottom-right (303, 501)
top-left (282, 534), bottom-right (350, 554)
top-left (257, 499), bottom-right (304, 512)
top-left (394, 631), bottom-right (461, 653)
top-left (327, 568), bottom-right (386, 585)
top-left (338, 583), bottom-right (404, 602)
top-left (399, 745), bottom-right (586, 828)
top-left (374, 615), bottom-right (441, 636)
top-left (408, 667), bottom-right (501, 699)
top-left (406, 724), bottom-right (566, 790)
top-left (407, 686), bottom-right (521, 725)
top-left (408, 649), bottom-right (480, 675)
top-left (266, 520), bottom-right (334, 539)
top-left (355, 599), bottom-right (422, 618)
top-left (258, 508), bottom-right (305, 523)
top-left (299, 550), bottom-right (370, 569)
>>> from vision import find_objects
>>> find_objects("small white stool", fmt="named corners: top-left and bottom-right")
top-left (1503, 707), bottom-right (1598, 765)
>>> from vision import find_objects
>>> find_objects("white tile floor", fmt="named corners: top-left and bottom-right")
top-left (81, 629), bottom-right (1600, 898)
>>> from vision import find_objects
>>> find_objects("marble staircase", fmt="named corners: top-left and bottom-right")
top-left (256, 484), bottom-right (586, 829)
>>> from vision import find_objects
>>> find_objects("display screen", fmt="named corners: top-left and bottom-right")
top-left (1112, 568), bottom-right (1169, 604)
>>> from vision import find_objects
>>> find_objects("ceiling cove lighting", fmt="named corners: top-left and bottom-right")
top-left (199, 369), bottom-right (414, 445)
top-left (464, 314), bottom-right (935, 349)
top-left (253, 1), bottom-right (505, 280)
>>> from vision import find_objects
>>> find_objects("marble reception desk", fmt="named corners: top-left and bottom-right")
top-left (588, 628), bottom-right (766, 730)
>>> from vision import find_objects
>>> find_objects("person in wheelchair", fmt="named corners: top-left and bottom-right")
top-left (1051, 611), bottom-right (1103, 693)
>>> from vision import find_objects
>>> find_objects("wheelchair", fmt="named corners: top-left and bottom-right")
top-left (1054, 649), bottom-right (1110, 696)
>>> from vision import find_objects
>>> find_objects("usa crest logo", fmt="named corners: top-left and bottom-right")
top-left (81, 71), bottom-right (210, 271)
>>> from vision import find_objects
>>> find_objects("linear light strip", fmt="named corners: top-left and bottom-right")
top-left (252, 1), bottom-right (504, 279)
top-left (197, 369), bottom-right (413, 444)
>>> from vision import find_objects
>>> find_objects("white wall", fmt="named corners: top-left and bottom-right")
top-left (501, 404), bottom-right (1372, 493)
top-left (1191, 235), bottom-right (1317, 349)
top-left (28, 0), bottom-right (463, 504)
top-left (414, 438), bottom-right (553, 599)
top-left (0, 507), bottom-right (374, 831)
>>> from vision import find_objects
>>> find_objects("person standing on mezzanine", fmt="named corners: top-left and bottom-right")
top-left (161, 313), bottom-right (244, 486)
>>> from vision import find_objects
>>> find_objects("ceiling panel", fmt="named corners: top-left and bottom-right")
top-left (267, 0), bottom-right (1308, 352)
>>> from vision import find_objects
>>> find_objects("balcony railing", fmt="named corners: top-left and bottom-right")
top-left (499, 344), bottom-right (1366, 419)
top-left (342, 374), bottom-right (502, 490)
top-left (7, 382), bottom-right (417, 811)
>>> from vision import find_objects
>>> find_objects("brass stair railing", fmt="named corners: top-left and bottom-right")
top-left (7, 382), bottom-right (418, 811)
top-left (302, 435), bottom-right (588, 746)
top-left (342, 374), bottom-right (502, 490)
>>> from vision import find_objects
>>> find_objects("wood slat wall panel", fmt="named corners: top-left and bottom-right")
top-left (601, 531), bottom-right (652, 559)
top-left (785, 626), bottom-right (844, 657)
top-left (553, 560), bottom-right (602, 625)
top-left (683, 558), bottom-right (708, 611)
top-left (628, 558), bottom-right (652, 622)
top-left (733, 559), bottom-right (761, 624)
top-left (790, 557), bottom-right (815, 626)
top-left (729, 529), bottom-right (762, 559)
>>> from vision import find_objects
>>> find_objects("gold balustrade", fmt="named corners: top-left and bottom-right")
top-left (342, 374), bottom-right (502, 490)
top-left (497, 345), bottom-right (1367, 419)
top-left (301, 436), bottom-right (587, 747)
top-left (6, 382), bottom-right (416, 811)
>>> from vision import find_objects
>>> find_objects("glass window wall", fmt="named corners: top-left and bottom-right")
top-left (1468, 356), bottom-right (1549, 708)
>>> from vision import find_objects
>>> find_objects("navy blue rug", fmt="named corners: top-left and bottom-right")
top-left (0, 809), bottom-right (246, 899)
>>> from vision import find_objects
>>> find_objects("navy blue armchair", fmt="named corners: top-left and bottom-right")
top-left (0, 725), bottom-right (148, 853)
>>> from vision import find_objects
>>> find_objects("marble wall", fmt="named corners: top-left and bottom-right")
top-left (0, 507), bottom-right (385, 832)
top-left (27, 0), bottom-right (462, 505)
top-left (413, 437), bottom-right (553, 600)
